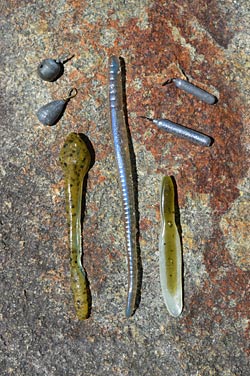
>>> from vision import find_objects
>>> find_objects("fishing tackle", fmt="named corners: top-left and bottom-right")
top-left (37, 55), bottom-right (74, 82)
top-left (36, 88), bottom-right (77, 126)
top-left (59, 132), bottom-right (91, 320)
top-left (163, 78), bottom-right (217, 105)
top-left (159, 176), bottom-right (183, 317)
top-left (38, 58), bottom-right (64, 82)
top-left (108, 55), bottom-right (138, 318)
top-left (140, 116), bottom-right (213, 147)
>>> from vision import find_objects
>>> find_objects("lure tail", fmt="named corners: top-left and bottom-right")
top-left (70, 262), bottom-right (90, 320)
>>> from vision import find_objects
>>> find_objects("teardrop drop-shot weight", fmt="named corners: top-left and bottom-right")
top-left (37, 100), bottom-right (67, 126)
top-left (141, 117), bottom-right (213, 147)
top-left (36, 88), bottom-right (77, 126)
top-left (172, 78), bottom-right (217, 105)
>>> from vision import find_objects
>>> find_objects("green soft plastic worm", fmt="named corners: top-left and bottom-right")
top-left (59, 132), bottom-right (91, 320)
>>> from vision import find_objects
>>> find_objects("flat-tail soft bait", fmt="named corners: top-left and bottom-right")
top-left (141, 116), bottom-right (213, 147)
top-left (37, 88), bottom-right (77, 126)
top-left (163, 78), bottom-right (217, 105)
top-left (108, 55), bottom-right (138, 318)
top-left (59, 132), bottom-right (91, 320)
top-left (159, 176), bottom-right (183, 317)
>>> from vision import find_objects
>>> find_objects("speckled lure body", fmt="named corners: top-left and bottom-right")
top-left (59, 133), bottom-right (91, 320)
top-left (159, 176), bottom-right (183, 317)
top-left (108, 56), bottom-right (138, 317)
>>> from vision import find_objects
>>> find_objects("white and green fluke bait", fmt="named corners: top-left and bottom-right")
top-left (159, 176), bottom-right (183, 317)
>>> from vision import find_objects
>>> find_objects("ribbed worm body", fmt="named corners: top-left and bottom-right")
top-left (159, 176), bottom-right (183, 317)
top-left (59, 133), bottom-right (91, 320)
top-left (108, 56), bottom-right (138, 317)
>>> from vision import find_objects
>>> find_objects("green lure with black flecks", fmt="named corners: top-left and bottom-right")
top-left (159, 176), bottom-right (183, 317)
top-left (59, 132), bottom-right (91, 320)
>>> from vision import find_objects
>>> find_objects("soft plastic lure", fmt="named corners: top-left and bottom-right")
top-left (59, 132), bottom-right (91, 320)
top-left (108, 55), bottom-right (138, 317)
top-left (159, 176), bottom-right (183, 317)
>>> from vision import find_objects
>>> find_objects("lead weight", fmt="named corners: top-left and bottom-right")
top-left (37, 54), bottom-right (74, 82)
top-left (140, 116), bottom-right (213, 147)
top-left (163, 78), bottom-right (217, 105)
top-left (36, 88), bottom-right (77, 126)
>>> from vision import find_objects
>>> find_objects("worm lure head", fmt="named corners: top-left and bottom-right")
top-left (37, 54), bottom-right (74, 82)
top-left (36, 88), bottom-right (77, 126)
top-left (37, 58), bottom-right (64, 82)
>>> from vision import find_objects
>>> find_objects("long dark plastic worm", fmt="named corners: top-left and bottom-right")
top-left (108, 55), bottom-right (138, 318)
top-left (141, 116), bottom-right (213, 147)
top-left (159, 176), bottom-right (182, 317)
top-left (59, 133), bottom-right (91, 320)
top-left (171, 78), bottom-right (217, 104)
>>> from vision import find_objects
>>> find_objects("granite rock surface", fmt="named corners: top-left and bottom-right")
top-left (1, 1), bottom-right (249, 375)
